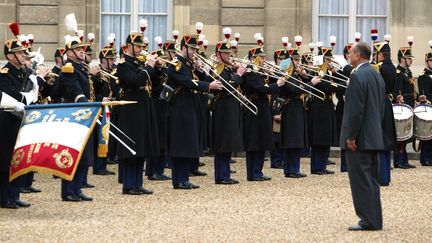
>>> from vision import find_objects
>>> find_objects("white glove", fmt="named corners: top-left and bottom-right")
top-left (0, 92), bottom-right (25, 111)
top-left (29, 75), bottom-right (40, 93)
top-left (14, 102), bottom-right (25, 112)
top-left (20, 90), bottom-right (37, 105)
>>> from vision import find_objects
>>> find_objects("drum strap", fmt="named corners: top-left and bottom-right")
top-left (412, 138), bottom-right (422, 152)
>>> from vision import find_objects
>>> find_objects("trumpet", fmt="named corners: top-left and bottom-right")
top-left (193, 53), bottom-right (259, 115)
top-left (231, 57), bottom-right (326, 101)
top-left (326, 59), bottom-right (350, 80)
top-left (83, 62), bottom-right (119, 84)
top-left (138, 52), bottom-right (182, 72)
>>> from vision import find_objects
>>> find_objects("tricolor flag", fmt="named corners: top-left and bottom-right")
top-left (9, 103), bottom-right (102, 181)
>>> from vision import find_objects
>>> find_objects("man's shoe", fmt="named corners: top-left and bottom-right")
top-left (248, 177), bottom-right (264, 181)
top-left (348, 224), bottom-right (381, 231)
top-left (216, 178), bottom-right (239, 185)
top-left (1, 201), bottom-right (19, 209)
top-left (230, 159), bottom-right (236, 164)
top-left (81, 183), bottom-right (95, 188)
top-left (106, 170), bottom-right (115, 175)
top-left (394, 164), bottom-right (409, 169)
top-left (406, 163), bottom-right (416, 169)
top-left (122, 189), bottom-right (142, 195)
top-left (190, 170), bottom-right (207, 176)
top-left (94, 171), bottom-right (109, 175)
top-left (421, 162), bottom-right (432, 166)
top-left (185, 182), bottom-right (200, 189)
top-left (311, 170), bottom-right (325, 175)
top-left (271, 165), bottom-right (284, 169)
top-left (26, 186), bottom-right (42, 193)
top-left (381, 183), bottom-right (389, 186)
top-left (78, 193), bottom-right (93, 201)
top-left (15, 199), bottom-right (31, 207)
top-left (198, 162), bottom-right (205, 167)
top-left (173, 182), bottom-right (193, 189)
top-left (323, 169), bottom-right (335, 174)
top-left (285, 173), bottom-right (298, 178)
top-left (148, 174), bottom-right (171, 180)
top-left (297, 172), bottom-right (307, 178)
top-left (137, 187), bottom-right (153, 194)
top-left (62, 195), bottom-right (81, 202)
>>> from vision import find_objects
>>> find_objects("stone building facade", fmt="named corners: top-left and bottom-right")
top-left (0, 0), bottom-right (431, 71)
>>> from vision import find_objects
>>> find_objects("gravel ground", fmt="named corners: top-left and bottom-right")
top-left (1, 157), bottom-right (431, 242)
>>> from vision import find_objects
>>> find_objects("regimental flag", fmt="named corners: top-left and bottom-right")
top-left (97, 105), bottom-right (110, 157)
top-left (9, 103), bottom-right (102, 181)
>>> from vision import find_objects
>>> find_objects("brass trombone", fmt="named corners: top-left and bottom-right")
top-left (327, 58), bottom-right (350, 80)
top-left (193, 53), bottom-right (259, 115)
top-left (297, 63), bottom-right (348, 88)
top-left (232, 57), bottom-right (326, 101)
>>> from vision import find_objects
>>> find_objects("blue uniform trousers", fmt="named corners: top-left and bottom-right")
top-left (420, 140), bottom-right (432, 164)
top-left (394, 143), bottom-right (408, 166)
top-left (93, 157), bottom-right (108, 173)
top-left (379, 151), bottom-right (391, 185)
top-left (270, 146), bottom-right (284, 168)
top-left (214, 152), bottom-right (231, 181)
top-left (171, 157), bottom-right (191, 185)
top-left (311, 145), bottom-right (329, 172)
top-left (246, 151), bottom-right (265, 180)
top-left (118, 159), bottom-right (124, 183)
top-left (145, 149), bottom-right (168, 176)
top-left (122, 158), bottom-right (144, 190)
top-left (61, 164), bottom-right (85, 198)
top-left (283, 148), bottom-right (301, 175)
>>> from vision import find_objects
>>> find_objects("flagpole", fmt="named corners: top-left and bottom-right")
top-left (96, 119), bottom-right (137, 155)
top-left (24, 101), bottom-right (137, 110)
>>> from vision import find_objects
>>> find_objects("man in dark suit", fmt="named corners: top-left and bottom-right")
top-left (340, 42), bottom-right (385, 231)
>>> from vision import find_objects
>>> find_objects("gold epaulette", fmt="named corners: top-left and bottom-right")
top-left (0, 67), bottom-right (9, 74)
top-left (213, 63), bottom-right (225, 75)
top-left (396, 69), bottom-right (401, 74)
top-left (61, 63), bottom-right (74, 74)
top-left (118, 58), bottom-right (125, 64)
top-left (371, 63), bottom-right (380, 72)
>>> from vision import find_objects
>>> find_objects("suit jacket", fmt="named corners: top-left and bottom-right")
top-left (340, 62), bottom-right (385, 150)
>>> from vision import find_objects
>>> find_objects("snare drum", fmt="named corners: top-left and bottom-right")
top-left (414, 104), bottom-right (432, 140)
top-left (392, 104), bottom-right (414, 141)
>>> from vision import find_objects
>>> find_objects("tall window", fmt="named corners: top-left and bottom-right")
top-left (100, 0), bottom-right (172, 52)
top-left (312, 0), bottom-right (388, 54)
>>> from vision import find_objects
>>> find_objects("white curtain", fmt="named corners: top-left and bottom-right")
top-left (138, 0), bottom-right (168, 51)
top-left (318, 0), bottom-right (387, 54)
top-left (356, 0), bottom-right (387, 45)
top-left (318, 0), bottom-right (349, 54)
top-left (101, 0), bottom-right (131, 51)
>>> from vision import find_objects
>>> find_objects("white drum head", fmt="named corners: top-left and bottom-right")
top-left (414, 105), bottom-right (432, 120)
top-left (393, 104), bottom-right (413, 120)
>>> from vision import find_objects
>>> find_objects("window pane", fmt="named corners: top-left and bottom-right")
top-left (138, 0), bottom-right (168, 13)
top-left (357, 0), bottom-right (387, 15)
top-left (319, 0), bottom-right (349, 15)
top-left (101, 0), bottom-right (131, 13)
top-left (356, 17), bottom-right (387, 43)
top-left (138, 15), bottom-right (168, 51)
top-left (318, 17), bottom-right (348, 54)
top-left (101, 15), bottom-right (131, 51)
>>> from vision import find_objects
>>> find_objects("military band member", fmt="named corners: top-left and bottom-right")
top-left (0, 38), bottom-right (38, 208)
top-left (393, 47), bottom-right (416, 169)
top-left (116, 32), bottom-right (159, 195)
top-left (58, 36), bottom-right (94, 201)
top-left (92, 47), bottom-right (117, 176)
top-left (211, 41), bottom-right (245, 184)
top-left (167, 34), bottom-right (222, 189)
top-left (417, 50), bottom-right (432, 166)
top-left (372, 41), bottom-right (397, 185)
top-left (145, 48), bottom-right (171, 180)
top-left (241, 46), bottom-right (285, 181)
top-left (269, 50), bottom-right (288, 169)
top-left (280, 48), bottom-right (318, 178)
top-left (81, 43), bottom-right (98, 189)
top-left (309, 47), bottom-right (338, 175)
top-left (335, 44), bottom-right (354, 172)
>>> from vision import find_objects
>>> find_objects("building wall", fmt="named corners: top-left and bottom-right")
top-left (0, 0), bottom-right (431, 72)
